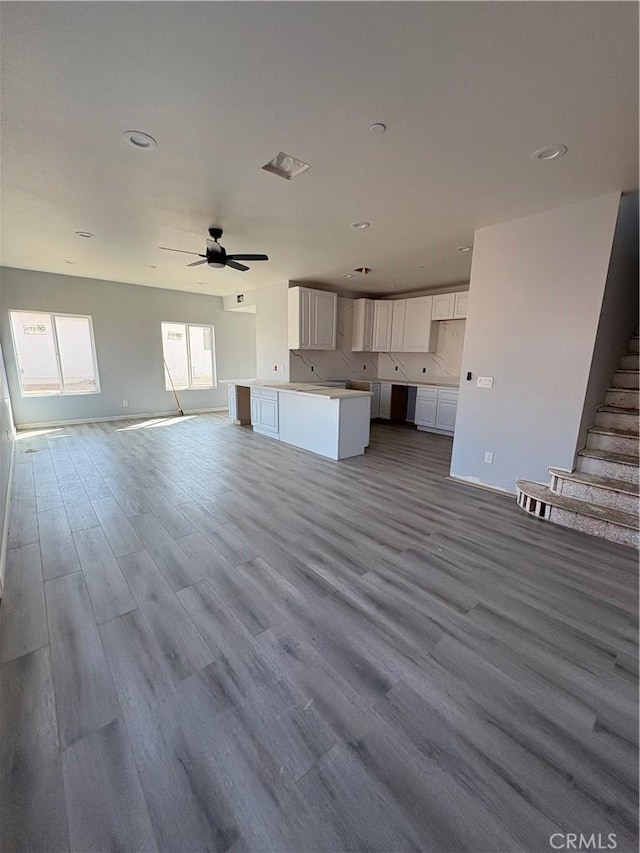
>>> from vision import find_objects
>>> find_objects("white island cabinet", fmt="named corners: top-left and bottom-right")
top-left (226, 381), bottom-right (372, 460)
top-left (278, 391), bottom-right (371, 459)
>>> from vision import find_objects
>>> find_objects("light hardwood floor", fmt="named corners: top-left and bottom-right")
top-left (0, 414), bottom-right (638, 853)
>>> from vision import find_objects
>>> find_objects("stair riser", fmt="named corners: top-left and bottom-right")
top-left (620, 354), bottom-right (639, 370)
top-left (586, 432), bottom-right (639, 456)
top-left (577, 455), bottom-right (639, 485)
top-left (606, 388), bottom-right (639, 408)
top-left (549, 507), bottom-right (638, 548)
top-left (613, 372), bottom-right (640, 390)
top-left (595, 410), bottom-right (639, 434)
top-left (551, 476), bottom-right (639, 514)
top-left (629, 338), bottom-right (639, 354)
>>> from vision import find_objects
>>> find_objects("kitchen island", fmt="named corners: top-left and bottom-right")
top-left (224, 381), bottom-right (372, 460)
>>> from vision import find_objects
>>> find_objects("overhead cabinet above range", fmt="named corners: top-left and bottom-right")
top-left (288, 286), bottom-right (337, 350)
top-left (354, 296), bottom-right (438, 353)
top-left (431, 291), bottom-right (468, 320)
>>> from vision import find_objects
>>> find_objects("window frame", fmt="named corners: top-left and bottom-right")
top-left (161, 321), bottom-right (217, 392)
top-left (8, 309), bottom-right (101, 398)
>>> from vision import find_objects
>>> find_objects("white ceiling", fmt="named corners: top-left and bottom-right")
top-left (1, 1), bottom-right (637, 297)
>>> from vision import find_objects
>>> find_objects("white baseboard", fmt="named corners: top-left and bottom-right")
top-left (0, 437), bottom-right (16, 598)
top-left (447, 474), bottom-right (516, 497)
top-left (16, 408), bottom-right (228, 431)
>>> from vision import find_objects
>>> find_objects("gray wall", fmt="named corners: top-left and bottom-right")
top-left (577, 192), bottom-right (639, 450)
top-left (0, 267), bottom-right (256, 427)
top-left (450, 192), bottom-right (621, 493)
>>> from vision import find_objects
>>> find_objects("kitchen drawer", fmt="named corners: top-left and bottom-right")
top-left (437, 389), bottom-right (458, 404)
top-left (251, 387), bottom-right (279, 401)
top-left (416, 386), bottom-right (438, 400)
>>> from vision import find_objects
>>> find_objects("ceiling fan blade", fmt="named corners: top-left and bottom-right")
top-left (225, 259), bottom-right (249, 272)
top-left (187, 259), bottom-right (208, 267)
top-left (227, 254), bottom-right (269, 261)
top-left (159, 247), bottom-right (204, 256)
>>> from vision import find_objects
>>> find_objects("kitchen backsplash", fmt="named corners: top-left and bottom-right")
top-left (376, 319), bottom-right (465, 383)
top-left (290, 300), bottom-right (465, 383)
top-left (290, 297), bottom-right (378, 381)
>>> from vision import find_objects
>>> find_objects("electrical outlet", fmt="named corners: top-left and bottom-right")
top-left (122, 399), bottom-right (128, 408)
top-left (477, 376), bottom-right (493, 389)
top-left (273, 364), bottom-right (278, 371)
top-left (311, 365), bottom-right (314, 372)
top-left (395, 365), bottom-right (398, 371)
top-left (422, 367), bottom-right (426, 373)
top-left (484, 451), bottom-right (493, 464)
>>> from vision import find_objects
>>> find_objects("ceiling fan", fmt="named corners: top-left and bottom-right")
top-left (159, 227), bottom-right (268, 272)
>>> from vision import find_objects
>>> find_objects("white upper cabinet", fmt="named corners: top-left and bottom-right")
top-left (372, 301), bottom-right (393, 352)
top-left (431, 293), bottom-right (456, 320)
top-left (390, 300), bottom-right (406, 352)
top-left (453, 291), bottom-right (469, 319)
top-left (431, 290), bottom-right (469, 321)
top-left (352, 299), bottom-right (375, 351)
top-left (288, 287), bottom-right (337, 350)
top-left (401, 296), bottom-right (437, 352)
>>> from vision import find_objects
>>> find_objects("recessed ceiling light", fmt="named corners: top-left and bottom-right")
top-left (342, 273), bottom-right (354, 279)
top-left (350, 221), bottom-right (370, 230)
top-left (389, 284), bottom-right (398, 289)
top-left (63, 259), bottom-right (77, 265)
top-left (75, 231), bottom-right (95, 239)
top-left (198, 281), bottom-right (207, 286)
top-left (353, 267), bottom-right (372, 275)
top-left (369, 122), bottom-right (387, 134)
top-left (532, 144), bottom-right (567, 161)
top-left (457, 245), bottom-right (473, 253)
top-left (122, 130), bottom-right (157, 150)
top-left (262, 151), bottom-right (311, 180)
top-left (148, 265), bottom-right (157, 269)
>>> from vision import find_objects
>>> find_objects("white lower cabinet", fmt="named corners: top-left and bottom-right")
top-left (250, 388), bottom-right (279, 437)
top-left (370, 383), bottom-right (381, 419)
top-left (415, 388), bottom-right (438, 428)
top-left (228, 384), bottom-right (238, 421)
top-left (379, 382), bottom-right (392, 419)
top-left (415, 386), bottom-right (458, 434)
top-left (435, 389), bottom-right (458, 431)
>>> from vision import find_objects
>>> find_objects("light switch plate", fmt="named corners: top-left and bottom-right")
top-left (484, 451), bottom-right (493, 464)
top-left (477, 376), bottom-right (493, 389)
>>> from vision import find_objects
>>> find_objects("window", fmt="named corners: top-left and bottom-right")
top-left (161, 322), bottom-right (215, 391)
top-left (9, 310), bottom-right (100, 396)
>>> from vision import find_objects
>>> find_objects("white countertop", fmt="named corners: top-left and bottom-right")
top-left (222, 380), bottom-right (372, 399)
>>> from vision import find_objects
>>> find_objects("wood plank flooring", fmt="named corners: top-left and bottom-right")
top-left (0, 413), bottom-right (638, 853)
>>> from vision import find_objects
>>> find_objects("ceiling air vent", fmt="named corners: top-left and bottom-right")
top-left (262, 152), bottom-right (311, 180)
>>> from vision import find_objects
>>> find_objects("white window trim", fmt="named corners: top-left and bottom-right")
top-left (9, 309), bottom-right (101, 398)
top-left (162, 321), bottom-right (217, 391)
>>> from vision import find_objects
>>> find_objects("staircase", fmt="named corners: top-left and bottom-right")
top-left (516, 329), bottom-right (639, 548)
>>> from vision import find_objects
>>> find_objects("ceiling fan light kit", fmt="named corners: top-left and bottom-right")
top-left (159, 227), bottom-right (268, 273)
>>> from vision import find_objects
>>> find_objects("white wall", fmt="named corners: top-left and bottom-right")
top-left (450, 192), bottom-right (621, 493)
top-left (577, 192), bottom-right (639, 450)
top-left (252, 283), bottom-right (290, 381)
top-left (0, 267), bottom-right (256, 427)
